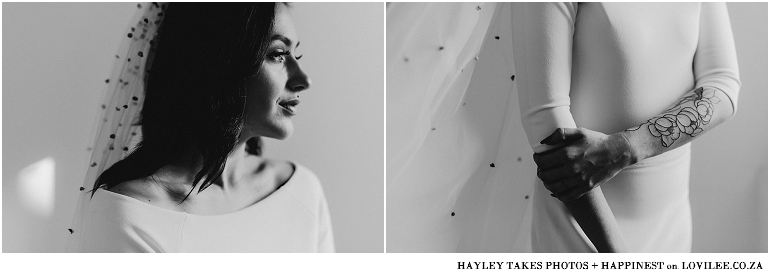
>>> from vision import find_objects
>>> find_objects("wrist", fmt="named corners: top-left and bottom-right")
top-left (614, 131), bottom-right (641, 166)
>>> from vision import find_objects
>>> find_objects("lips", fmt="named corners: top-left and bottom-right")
top-left (278, 98), bottom-right (300, 115)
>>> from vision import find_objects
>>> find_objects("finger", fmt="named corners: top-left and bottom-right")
top-left (556, 128), bottom-right (584, 144)
top-left (538, 164), bottom-right (579, 184)
top-left (554, 186), bottom-right (586, 202)
top-left (533, 149), bottom-right (569, 170)
top-left (540, 128), bottom-right (584, 145)
top-left (543, 181), bottom-right (566, 194)
top-left (557, 176), bottom-right (595, 201)
top-left (539, 129), bottom-right (563, 145)
top-left (542, 178), bottom-right (576, 195)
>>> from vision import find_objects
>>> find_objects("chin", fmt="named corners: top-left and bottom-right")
top-left (246, 117), bottom-right (294, 140)
top-left (266, 123), bottom-right (294, 140)
top-left (273, 131), bottom-right (293, 140)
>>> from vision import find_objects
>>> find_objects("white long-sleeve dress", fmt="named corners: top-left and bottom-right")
top-left (66, 163), bottom-right (335, 252)
top-left (511, 2), bottom-right (740, 252)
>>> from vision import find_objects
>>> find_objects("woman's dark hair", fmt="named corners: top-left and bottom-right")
top-left (95, 3), bottom-right (277, 199)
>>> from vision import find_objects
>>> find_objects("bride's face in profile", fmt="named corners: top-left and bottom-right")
top-left (243, 4), bottom-right (310, 140)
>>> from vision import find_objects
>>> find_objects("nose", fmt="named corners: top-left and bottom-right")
top-left (287, 59), bottom-right (311, 92)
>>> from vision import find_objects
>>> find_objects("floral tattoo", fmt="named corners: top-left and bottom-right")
top-left (627, 87), bottom-right (720, 147)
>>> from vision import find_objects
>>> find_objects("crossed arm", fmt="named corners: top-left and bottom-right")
top-left (512, 2), bottom-right (739, 252)
top-left (535, 85), bottom-right (735, 253)
top-left (537, 86), bottom-right (734, 202)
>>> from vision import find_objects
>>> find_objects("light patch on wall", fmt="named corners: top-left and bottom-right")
top-left (17, 157), bottom-right (56, 217)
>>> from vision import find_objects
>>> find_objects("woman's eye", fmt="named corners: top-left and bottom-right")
top-left (267, 50), bottom-right (289, 63)
top-left (294, 54), bottom-right (303, 60)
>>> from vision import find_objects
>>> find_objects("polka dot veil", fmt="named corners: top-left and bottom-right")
top-left (84, 2), bottom-right (165, 193)
top-left (66, 2), bottom-right (165, 247)
top-left (386, 3), bottom-right (537, 252)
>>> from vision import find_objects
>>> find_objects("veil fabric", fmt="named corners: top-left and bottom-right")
top-left (386, 2), bottom-right (536, 252)
top-left (66, 2), bottom-right (165, 250)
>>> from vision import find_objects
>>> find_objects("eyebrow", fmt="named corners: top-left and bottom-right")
top-left (270, 34), bottom-right (299, 48)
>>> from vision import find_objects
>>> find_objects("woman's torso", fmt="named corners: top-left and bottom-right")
top-left (533, 3), bottom-right (701, 252)
top-left (569, 1), bottom-right (700, 212)
top-left (570, 2), bottom-right (700, 134)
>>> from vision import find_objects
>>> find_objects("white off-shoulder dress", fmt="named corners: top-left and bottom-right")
top-left (511, 2), bottom-right (740, 252)
top-left (66, 163), bottom-right (335, 252)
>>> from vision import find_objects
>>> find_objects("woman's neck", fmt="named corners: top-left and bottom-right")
top-left (150, 138), bottom-right (258, 201)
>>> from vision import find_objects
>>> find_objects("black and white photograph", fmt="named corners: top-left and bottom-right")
top-left (387, 2), bottom-right (766, 253)
top-left (2, 0), bottom-right (769, 276)
top-left (3, 2), bottom-right (383, 253)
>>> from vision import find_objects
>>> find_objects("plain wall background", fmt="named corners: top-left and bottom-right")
top-left (2, 2), bottom-right (383, 253)
top-left (689, 2), bottom-right (767, 252)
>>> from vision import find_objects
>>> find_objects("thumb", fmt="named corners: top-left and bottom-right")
top-left (540, 128), bottom-right (583, 145)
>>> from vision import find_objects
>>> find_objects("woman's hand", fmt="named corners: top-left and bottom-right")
top-left (534, 128), bottom-right (638, 201)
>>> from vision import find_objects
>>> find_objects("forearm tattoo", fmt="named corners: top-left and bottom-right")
top-left (627, 87), bottom-right (720, 147)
